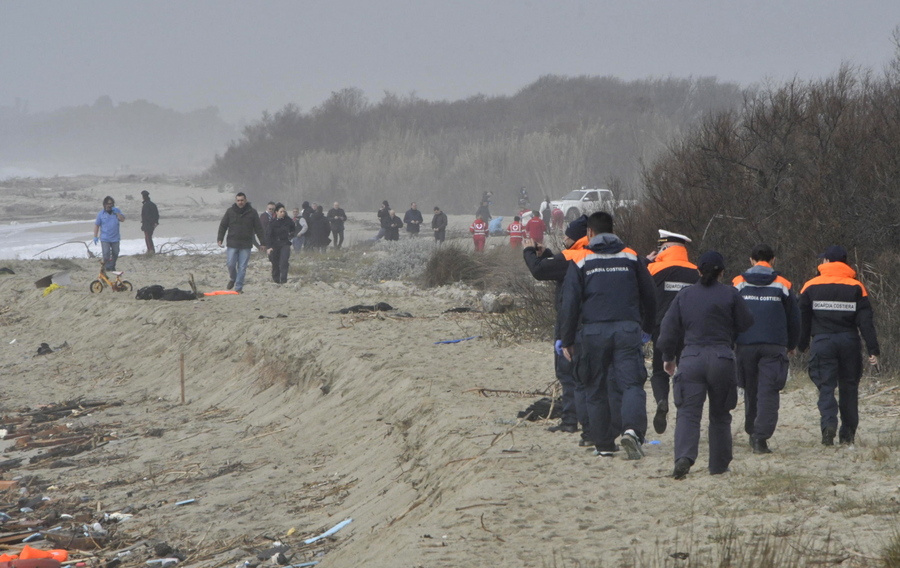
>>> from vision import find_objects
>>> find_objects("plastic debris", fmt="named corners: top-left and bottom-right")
top-left (175, 499), bottom-right (195, 506)
top-left (434, 335), bottom-right (481, 345)
top-left (303, 518), bottom-right (352, 544)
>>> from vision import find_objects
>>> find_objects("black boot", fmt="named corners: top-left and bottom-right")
top-left (822, 425), bottom-right (837, 446)
top-left (653, 399), bottom-right (669, 434)
top-left (673, 457), bottom-right (692, 480)
top-left (751, 436), bottom-right (772, 454)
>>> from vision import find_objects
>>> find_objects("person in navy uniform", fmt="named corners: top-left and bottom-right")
top-left (797, 245), bottom-right (879, 446)
top-left (732, 244), bottom-right (800, 454)
top-left (658, 251), bottom-right (754, 479)
top-left (645, 229), bottom-right (699, 434)
top-left (559, 212), bottom-right (656, 460)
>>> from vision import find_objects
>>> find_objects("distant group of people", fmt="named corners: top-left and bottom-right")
top-left (374, 201), bottom-right (449, 243)
top-left (526, 210), bottom-right (879, 479)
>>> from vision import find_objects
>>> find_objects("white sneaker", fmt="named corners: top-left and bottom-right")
top-left (621, 429), bottom-right (644, 460)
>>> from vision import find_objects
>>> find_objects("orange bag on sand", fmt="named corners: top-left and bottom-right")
top-left (203, 290), bottom-right (239, 296)
top-left (0, 555), bottom-right (15, 562)
top-left (0, 560), bottom-right (62, 568)
top-left (17, 547), bottom-right (67, 562)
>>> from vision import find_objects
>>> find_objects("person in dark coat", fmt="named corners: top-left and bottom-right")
top-left (384, 209), bottom-right (404, 241)
top-left (265, 203), bottom-right (297, 284)
top-left (432, 206), bottom-right (448, 243)
top-left (327, 202), bottom-right (347, 249)
top-left (658, 251), bottom-right (754, 479)
top-left (475, 200), bottom-right (492, 223)
top-left (140, 190), bottom-right (159, 254)
top-left (375, 200), bottom-right (391, 240)
top-left (307, 205), bottom-right (330, 252)
top-left (645, 230), bottom-right (699, 435)
top-left (523, 215), bottom-right (592, 443)
top-left (403, 202), bottom-right (423, 237)
top-left (216, 192), bottom-right (267, 292)
top-left (260, 201), bottom-right (276, 237)
top-left (732, 244), bottom-right (800, 454)
top-left (559, 212), bottom-right (656, 460)
top-left (797, 245), bottom-right (880, 446)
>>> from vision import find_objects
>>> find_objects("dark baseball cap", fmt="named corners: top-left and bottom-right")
top-left (565, 215), bottom-right (588, 241)
top-left (818, 245), bottom-right (848, 262)
top-left (698, 250), bottom-right (725, 272)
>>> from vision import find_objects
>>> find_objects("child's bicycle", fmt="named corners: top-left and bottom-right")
top-left (89, 260), bottom-right (133, 293)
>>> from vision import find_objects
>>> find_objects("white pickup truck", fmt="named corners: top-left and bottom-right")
top-left (540, 188), bottom-right (617, 222)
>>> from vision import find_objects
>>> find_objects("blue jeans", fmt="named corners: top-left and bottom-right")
top-left (101, 241), bottom-right (120, 271)
top-left (226, 247), bottom-right (251, 291)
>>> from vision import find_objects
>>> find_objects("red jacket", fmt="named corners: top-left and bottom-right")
top-left (507, 222), bottom-right (525, 240)
top-left (525, 217), bottom-right (545, 241)
top-left (470, 219), bottom-right (489, 236)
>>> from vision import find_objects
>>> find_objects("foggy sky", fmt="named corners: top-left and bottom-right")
top-left (2, 0), bottom-right (899, 123)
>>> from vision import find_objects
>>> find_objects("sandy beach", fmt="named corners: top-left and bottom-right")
top-left (1, 178), bottom-right (899, 567)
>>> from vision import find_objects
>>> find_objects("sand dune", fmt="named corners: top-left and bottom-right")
top-left (1, 180), bottom-right (899, 567)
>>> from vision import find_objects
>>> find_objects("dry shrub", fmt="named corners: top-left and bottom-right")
top-left (421, 244), bottom-right (484, 288)
top-left (483, 278), bottom-right (557, 343)
top-left (885, 530), bottom-right (900, 568)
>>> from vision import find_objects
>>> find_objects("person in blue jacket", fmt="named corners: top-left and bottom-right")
top-left (732, 244), bottom-right (800, 454)
top-left (658, 251), bottom-right (754, 479)
top-left (93, 196), bottom-right (125, 271)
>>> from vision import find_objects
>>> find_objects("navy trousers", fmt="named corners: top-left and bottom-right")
top-left (673, 345), bottom-right (738, 474)
top-left (736, 344), bottom-right (789, 440)
top-left (808, 332), bottom-right (862, 441)
top-left (574, 321), bottom-right (647, 449)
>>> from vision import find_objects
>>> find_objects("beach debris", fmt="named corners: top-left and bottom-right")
top-left (516, 397), bottom-right (562, 421)
top-left (41, 284), bottom-right (62, 297)
top-left (174, 499), bottom-right (195, 506)
top-left (481, 292), bottom-right (515, 313)
top-left (443, 307), bottom-right (476, 313)
top-left (434, 335), bottom-right (480, 344)
top-left (303, 518), bottom-right (352, 544)
top-left (35, 343), bottom-right (53, 356)
top-left (33, 272), bottom-right (71, 290)
top-left (0, 267), bottom-right (14, 274)
top-left (136, 286), bottom-right (197, 301)
top-left (330, 303), bottom-right (393, 314)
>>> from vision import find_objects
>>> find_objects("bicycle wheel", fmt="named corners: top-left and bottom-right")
top-left (89, 280), bottom-right (103, 293)
top-left (119, 280), bottom-right (133, 292)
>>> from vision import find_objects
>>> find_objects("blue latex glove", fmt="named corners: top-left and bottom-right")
top-left (554, 339), bottom-right (563, 355)
top-left (641, 332), bottom-right (652, 345)
top-left (92, 237), bottom-right (99, 245)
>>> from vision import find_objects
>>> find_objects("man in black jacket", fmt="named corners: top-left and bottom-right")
top-left (327, 202), bottom-right (347, 250)
top-left (217, 192), bottom-right (267, 293)
top-left (432, 206), bottom-right (448, 243)
top-left (140, 190), bottom-right (159, 254)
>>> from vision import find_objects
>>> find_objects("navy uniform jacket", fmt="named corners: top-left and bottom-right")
top-left (658, 280), bottom-right (754, 362)
top-left (797, 261), bottom-right (879, 355)
top-left (559, 234), bottom-right (656, 346)
top-left (732, 262), bottom-right (800, 350)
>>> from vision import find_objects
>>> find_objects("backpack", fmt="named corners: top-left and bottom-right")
top-left (135, 285), bottom-right (165, 300)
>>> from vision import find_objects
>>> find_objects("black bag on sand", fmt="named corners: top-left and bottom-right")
top-left (517, 397), bottom-right (563, 421)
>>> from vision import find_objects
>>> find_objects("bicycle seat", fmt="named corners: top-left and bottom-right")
top-left (112, 271), bottom-right (124, 276)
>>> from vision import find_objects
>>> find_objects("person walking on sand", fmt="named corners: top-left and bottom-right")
top-left (375, 200), bottom-right (391, 240)
top-left (432, 206), bottom-right (448, 243)
top-left (525, 210), bottom-right (546, 245)
top-left (523, 215), bottom-right (592, 444)
top-left (797, 245), bottom-right (880, 446)
top-left (404, 202), bottom-right (423, 238)
top-left (507, 216), bottom-right (525, 248)
top-left (646, 230), bottom-right (699, 435)
top-left (559, 212), bottom-right (656, 460)
top-left (265, 203), bottom-right (296, 284)
top-left (93, 196), bottom-right (125, 271)
top-left (470, 214), bottom-right (488, 252)
top-left (291, 207), bottom-right (308, 252)
top-left (217, 192), bottom-right (266, 293)
top-left (139, 190), bottom-right (159, 255)
top-left (733, 244), bottom-right (800, 454)
top-left (260, 202), bottom-right (276, 236)
top-left (327, 202), bottom-right (347, 250)
top-left (658, 251), bottom-right (754, 479)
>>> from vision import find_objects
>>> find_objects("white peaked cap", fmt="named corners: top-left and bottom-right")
top-left (658, 229), bottom-right (692, 243)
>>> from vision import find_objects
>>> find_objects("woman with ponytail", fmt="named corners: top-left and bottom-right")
top-left (656, 250), bottom-right (755, 479)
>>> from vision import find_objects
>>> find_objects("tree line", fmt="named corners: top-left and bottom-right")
top-left (206, 75), bottom-right (744, 213)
